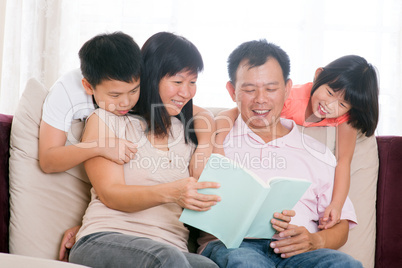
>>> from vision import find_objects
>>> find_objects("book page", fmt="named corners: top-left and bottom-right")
top-left (245, 178), bottom-right (311, 238)
top-left (179, 154), bottom-right (268, 248)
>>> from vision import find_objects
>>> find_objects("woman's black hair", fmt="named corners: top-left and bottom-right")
top-left (132, 32), bottom-right (204, 145)
top-left (311, 55), bottom-right (379, 136)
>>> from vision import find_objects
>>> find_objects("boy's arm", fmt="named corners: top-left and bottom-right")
top-left (319, 123), bottom-right (357, 229)
top-left (189, 105), bottom-right (216, 179)
top-left (39, 120), bottom-right (137, 173)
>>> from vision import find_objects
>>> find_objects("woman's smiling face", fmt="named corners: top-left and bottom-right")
top-left (158, 70), bottom-right (198, 116)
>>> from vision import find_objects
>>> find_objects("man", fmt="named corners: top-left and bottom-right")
top-left (199, 40), bottom-right (362, 267)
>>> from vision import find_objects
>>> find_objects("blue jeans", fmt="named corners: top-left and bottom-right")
top-left (201, 239), bottom-right (363, 268)
top-left (69, 232), bottom-right (218, 268)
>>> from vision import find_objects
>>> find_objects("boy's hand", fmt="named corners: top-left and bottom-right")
top-left (99, 138), bottom-right (137, 164)
top-left (319, 204), bottom-right (341, 229)
top-left (59, 225), bottom-right (81, 261)
top-left (271, 210), bottom-right (295, 232)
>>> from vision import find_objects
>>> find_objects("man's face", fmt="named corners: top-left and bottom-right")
top-left (227, 57), bottom-right (291, 132)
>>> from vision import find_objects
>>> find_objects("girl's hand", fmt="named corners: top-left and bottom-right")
top-left (171, 177), bottom-right (221, 211)
top-left (97, 137), bottom-right (138, 164)
top-left (319, 204), bottom-right (341, 229)
top-left (271, 210), bottom-right (296, 232)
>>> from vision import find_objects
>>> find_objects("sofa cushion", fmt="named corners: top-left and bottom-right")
top-left (375, 136), bottom-right (402, 267)
top-left (338, 132), bottom-right (378, 268)
top-left (9, 78), bottom-right (91, 259)
top-left (0, 113), bottom-right (12, 253)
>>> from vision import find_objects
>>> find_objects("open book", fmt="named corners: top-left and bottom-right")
top-left (179, 153), bottom-right (312, 249)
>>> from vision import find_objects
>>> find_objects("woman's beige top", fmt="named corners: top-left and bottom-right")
top-left (76, 109), bottom-right (195, 252)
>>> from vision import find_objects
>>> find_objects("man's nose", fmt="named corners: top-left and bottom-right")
top-left (254, 90), bottom-right (267, 103)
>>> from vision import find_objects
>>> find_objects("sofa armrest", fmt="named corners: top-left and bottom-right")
top-left (0, 114), bottom-right (13, 253)
top-left (375, 136), bottom-right (402, 267)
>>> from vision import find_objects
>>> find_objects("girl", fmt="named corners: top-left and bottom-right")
top-left (68, 32), bottom-right (220, 268)
top-left (217, 55), bottom-right (379, 229)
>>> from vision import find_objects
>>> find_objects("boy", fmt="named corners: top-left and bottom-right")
top-left (39, 32), bottom-right (141, 173)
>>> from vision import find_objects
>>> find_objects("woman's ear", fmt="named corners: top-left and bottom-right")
top-left (82, 78), bottom-right (94, 95)
top-left (226, 81), bottom-right (236, 102)
top-left (314, 67), bottom-right (324, 81)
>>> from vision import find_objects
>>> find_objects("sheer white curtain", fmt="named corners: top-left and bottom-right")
top-left (1, 0), bottom-right (401, 135)
top-left (0, 0), bottom-right (80, 115)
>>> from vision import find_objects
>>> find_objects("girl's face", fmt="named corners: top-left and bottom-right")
top-left (83, 78), bottom-right (141, 116)
top-left (310, 84), bottom-right (351, 119)
top-left (158, 70), bottom-right (198, 116)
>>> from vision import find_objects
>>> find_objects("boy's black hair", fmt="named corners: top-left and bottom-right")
top-left (79, 32), bottom-right (142, 87)
top-left (311, 55), bottom-right (379, 136)
top-left (133, 32), bottom-right (204, 145)
top-left (227, 39), bottom-right (291, 85)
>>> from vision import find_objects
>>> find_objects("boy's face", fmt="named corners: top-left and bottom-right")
top-left (82, 78), bottom-right (140, 116)
top-left (227, 58), bottom-right (291, 132)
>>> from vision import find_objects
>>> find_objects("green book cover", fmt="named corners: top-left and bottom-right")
top-left (179, 153), bottom-right (312, 248)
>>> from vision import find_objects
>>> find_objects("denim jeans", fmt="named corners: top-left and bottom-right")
top-left (201, 239), bottom-right (363, 268)
top-left (69, 232), bottom-right (218, 268)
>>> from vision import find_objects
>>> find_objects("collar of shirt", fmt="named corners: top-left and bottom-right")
top-left (234, 115), bottom-right (305, 150)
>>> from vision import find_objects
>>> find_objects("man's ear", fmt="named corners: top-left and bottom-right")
top-left (226, 81), bottom-right (237, 102)
top-left (284, 78), bottom-right (293, 100)
top-left (82, 78), bottom-right (94, 95)
top-left (314, 68), bottom-right (324, 81)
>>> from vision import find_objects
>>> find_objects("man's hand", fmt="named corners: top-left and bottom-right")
top-left (270, 220), bottom-right (349, 258)
top-left (269, 225), bottom-right (322, 258)
top-left (59, 225), bottom-right (81, 262)
top-left (271, 210), bottom-right (295, 232)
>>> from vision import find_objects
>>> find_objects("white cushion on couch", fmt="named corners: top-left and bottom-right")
top-left (8, 96), bottom-right (377, 267)
top-left (9, 78), bottom-right (90, 259)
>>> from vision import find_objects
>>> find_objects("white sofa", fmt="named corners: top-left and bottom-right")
top-left (7, 79), bottom-right (379, 267)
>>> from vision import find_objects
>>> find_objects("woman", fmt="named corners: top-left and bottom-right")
top-left (68, 32), bottom-right (220, 268)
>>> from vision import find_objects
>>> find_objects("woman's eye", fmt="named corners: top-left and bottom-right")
top-left (327, 90), bottom-right (333, 96)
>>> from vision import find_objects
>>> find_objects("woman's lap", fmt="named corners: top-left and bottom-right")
top-left (69, 232), bottom-right (217, 268)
